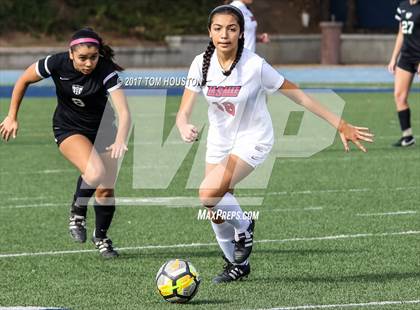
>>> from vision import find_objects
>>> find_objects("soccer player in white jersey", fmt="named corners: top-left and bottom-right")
top-left (228, 0), bottom-right (269, 52)
top-left (176, 5), bottom-right (373, 283)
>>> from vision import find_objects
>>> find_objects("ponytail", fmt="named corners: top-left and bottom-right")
top-left (97, 38), bottom-right (124, 71)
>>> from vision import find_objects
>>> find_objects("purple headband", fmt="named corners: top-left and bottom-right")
top-left (69, 38), bottom-right (100, 47)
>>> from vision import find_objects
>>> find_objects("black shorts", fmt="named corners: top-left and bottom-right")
top-left (53, 126), bottom-right (117, 154)
top-left (397, 56), bottom-right (419, 74)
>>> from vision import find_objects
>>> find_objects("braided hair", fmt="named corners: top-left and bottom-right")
top-left (201, 5), bottom-right (245, 86)
top-left (70, 28), bottom-right (124, 71)
top-left (222, 36), bottom-right (244, 76)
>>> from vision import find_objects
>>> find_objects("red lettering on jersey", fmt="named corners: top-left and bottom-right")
top-left (222, 102), bottom-right (235, 116)
top-left (211, 102), bottom-right (236, 116)
top-left (212, 102), bottom-right (224, 112)
top-left (207, 86), bottom-right (241, 97)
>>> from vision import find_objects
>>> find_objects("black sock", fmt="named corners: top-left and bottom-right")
top-left (70, 176), bottom-right (96, 217)
top-left (398, 108), bottom-right (411, 132)
top-left (94, 200), bottom-right (116, 239)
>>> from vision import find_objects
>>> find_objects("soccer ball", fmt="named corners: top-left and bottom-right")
top-left (156, 259), bottom-right (201, 303)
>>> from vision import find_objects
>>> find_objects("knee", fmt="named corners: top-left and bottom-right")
top-left (198, 187), bottom-right (225, 207)
top-left (83, 167), bottom-right (106, 187)
top-left (95, 188), bottom-right (115, 205)
top-left (394, 91), bottom-right (408, 106)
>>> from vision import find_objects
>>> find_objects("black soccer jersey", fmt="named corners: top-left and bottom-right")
top-left (36, 52), bottom-right (122, 133)
top-left (396, 0), bottom-right (420, 61)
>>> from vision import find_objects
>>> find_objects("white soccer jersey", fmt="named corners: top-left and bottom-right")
top-left (185, 48), bottom-right (285, 158)
top-left (231, 0), bottom-right (258, 52)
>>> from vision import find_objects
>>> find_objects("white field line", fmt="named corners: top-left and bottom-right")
top-left (0, 203), bottom-right (64, 209)
top-left (265, 185), bottom-right (420, 196)
top-left (255, 230), bottom-right (420, 245)
top-left (0, 197), bottom-right (263, 209)
top-left (1, 150), bottom-right (419, 175)
top-left (0, 134), bottom-right (406, 139)
top-left (356, 211), bottom-right (418, 217)
top-left (268, 207), bottom-right (324, 212)
top-left (0, 230), bottom-right (419, 259)
top-left (2, 150), bottom-right (419, 174)
top-left (249, 299), bottom-right (420, 310)
top-left (3, 186), bottom-right (410, 201)
top-left (2, 185), bottom-right (418, 203)
top-left (5, 196), bottom-right (57, 201)
top-left (0, 308), bottom-right (68, 310)
top-left (1, 184), bottom-right (420, 208)
top-left (3, 149), bottom-right (420, 172)
top-left (118, 196), bottom-right (263, 207)
top-left (1, 169), bottom-right (74, 176)
top-left (3, 134), bottom-right (418, 141)
top-left (275, 153), bottom-right (420, 164)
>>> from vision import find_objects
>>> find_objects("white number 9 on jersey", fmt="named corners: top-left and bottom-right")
top-left (402, 21), bottom-right (414, 34)
top-left (71, 98), bottom-right (86, 107)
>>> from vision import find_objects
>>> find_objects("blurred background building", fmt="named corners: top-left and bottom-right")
top-left (252, 0), bottom-right (400, 34)
top-left (0, 0), bottom-right (403, 67)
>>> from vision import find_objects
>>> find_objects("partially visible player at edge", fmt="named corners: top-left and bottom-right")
top-left (0, 28), bottom-right (131, 258)
top-left (388, 0), bottom-right (419, 147)
top-left (225, 0), bottom-right (269, 52)
top-left (176, 5), bottom-right (373, 283)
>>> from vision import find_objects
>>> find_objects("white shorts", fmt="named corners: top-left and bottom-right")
top-left (206, 142), bottom-right (272, 168)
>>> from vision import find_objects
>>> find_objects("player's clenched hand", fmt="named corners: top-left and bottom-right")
top-left (338, 120), bottom-right (374, 153)
top-left (106, 140), bottom-right (128, 159)
top-left (179, 124), bottom-right (198, 143)
top-left (0, 116), bottom-right (19, 142)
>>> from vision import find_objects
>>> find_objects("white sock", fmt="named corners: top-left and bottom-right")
top-left (211, 221), bottom-right (250, 266)
top-left (403, 128), bottom-right (413, 137)
top-left (212, 192), bottom-right (250, 234)
top-left (211, 221), bottom-right (235, 263)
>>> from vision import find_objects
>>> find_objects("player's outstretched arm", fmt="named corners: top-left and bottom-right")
top-left (106, 88), bottom-right (131, 159)
top-left (176, 89), bottom-right (199, 143)
top-left (0, 63), bottom-right (42, 141)
top-left (279, 79), bottom-right (374, 152)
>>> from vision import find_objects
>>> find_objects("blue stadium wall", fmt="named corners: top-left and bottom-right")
top-left (330, 0), bottom-right (401, 29)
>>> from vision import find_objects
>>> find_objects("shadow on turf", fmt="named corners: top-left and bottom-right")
top-left (258, 248), bottom-right (362, 255)
top-left (186, 299), bottom-right (230, 305)
top-left (251, 272), bottom-right (420, 284)
top-left (153, 299), bottom-right (230, 307)
top-left (117, 249), bottom-right (221, 260)
top-left (116, 247), bottom-right (360, 261)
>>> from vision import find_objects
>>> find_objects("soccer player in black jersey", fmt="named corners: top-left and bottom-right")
top-left (0, 28), bottom-right (131, 258)
top-left (388, 0), bottom-right (420, 147)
